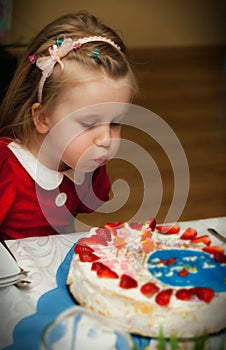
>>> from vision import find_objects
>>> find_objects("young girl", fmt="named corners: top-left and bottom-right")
top-left (0, 11), bottom-right (137, 240)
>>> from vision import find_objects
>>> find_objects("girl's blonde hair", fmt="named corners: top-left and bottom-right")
top-left (0, 11), bottom-right (137, 145)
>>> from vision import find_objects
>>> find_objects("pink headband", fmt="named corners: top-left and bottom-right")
top-left (28, 36), bottom-right (121, 102)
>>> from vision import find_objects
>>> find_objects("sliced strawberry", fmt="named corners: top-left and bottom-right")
top-left (90, 234), bottom-right (108, 245)
top-left (114, 221), bottom-right (124, 228)
top-left (91, 261), bottom-right (118, 278)
top-left (202, 245), bottom-right (224, 255)
top-left (192, 287), bottom-right (215, 303)
top-left (96, 227), bottom-right (112, 242)
top-left (97, 268), bottom-right (118, 279)
top-left (97, 266), bottom-right (118, 279)
top-left (213, 251), bottom-right (226, 264)
top-left (191, 235), bottom-right (211, 246)
top-left (178, 268), bottom-right (189, 277)
top-left (74, 244), bottom-right (94, 254)
top-left (79, 251), bottom-right (100, 262)
top-left (156, 224), bottom-right (180, 234)
top-left (105, 222), bottom-right (124, 236)
top-left (91, 261), bottom-right (106, 271)
top-left (119, 274), bottom-right (138, 289)
top-left (176, 288), bottom-right (194, 301)
top-left (202, 246), bottom-right (226, 263)
top-left (77, 237), bottom-right (95, 246)
top-left (129, 222), bottom-right (143, 230)
top-left (140, 282), bottom-right (160, 297)
top-left (78, 234), bottom-right (108, 246)
top-left (145, 218), bottom-right (156, 231)
top-left (180, 227), bottom-right (198, 240)
top-left (155, 289), bottom-right (173, 306)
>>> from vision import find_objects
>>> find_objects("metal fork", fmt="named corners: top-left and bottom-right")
top-left (207, 228), bottom-right (226, 243)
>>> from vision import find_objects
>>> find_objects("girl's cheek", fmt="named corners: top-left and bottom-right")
top-left (111, 138), bottom-right (121, 155)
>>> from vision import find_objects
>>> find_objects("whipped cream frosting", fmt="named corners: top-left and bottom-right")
top-left (67, 224), bottom-right (226, 338)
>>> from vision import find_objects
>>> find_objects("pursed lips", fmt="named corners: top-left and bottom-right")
top-left (93, 157), bottom-right (109, 165)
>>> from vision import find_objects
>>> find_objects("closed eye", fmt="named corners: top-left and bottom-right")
top-left (80, 120), bottom-right (97, 128)
top-left (110, 121), bottom-right (121, 127)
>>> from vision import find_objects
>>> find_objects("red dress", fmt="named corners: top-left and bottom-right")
top-left (0, 140), bottom-right (110, 239)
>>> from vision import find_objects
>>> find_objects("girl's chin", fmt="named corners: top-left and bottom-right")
top-left (61, 158), bottom-right (108, 173)
top-left (76, 159), bottom-right (108, 172)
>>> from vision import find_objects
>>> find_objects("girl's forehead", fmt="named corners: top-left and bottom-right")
top-left (56, 73), bottom-right (132, 107)
top-left (71, 102), bottom-right (131, 120)
top-left (58, 61), bottom-right (131, 87)
top-left (45, 61), bottom-right (132, 120)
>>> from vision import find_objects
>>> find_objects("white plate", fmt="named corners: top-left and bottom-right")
top-left (0, 242), bottom-right (20, 279)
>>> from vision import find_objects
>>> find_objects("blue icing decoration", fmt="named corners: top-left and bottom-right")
top-left (147, 249), bottom-right (226, 292)
top-left (70, 313), bottom-right (81, 349)
top-left (46, 323), bottom-right (67, 345)
top-left (87, 328), bottom-right (97, 338)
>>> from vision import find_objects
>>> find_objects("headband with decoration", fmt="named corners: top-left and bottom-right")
top-left (28, 36), bottom-right (121, 102)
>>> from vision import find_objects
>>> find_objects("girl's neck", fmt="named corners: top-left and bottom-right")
top-left (27, 137), bottom-right (68, 172)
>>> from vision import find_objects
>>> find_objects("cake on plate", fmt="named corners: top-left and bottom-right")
top-left (67, 219), bottom-right (226, 338)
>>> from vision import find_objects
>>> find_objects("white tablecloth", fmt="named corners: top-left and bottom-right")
top-left (0, 217), bottom-right (226, 349)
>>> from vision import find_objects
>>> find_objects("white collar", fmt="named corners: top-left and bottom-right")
top-left (8, 141), bottom-right (78, 190)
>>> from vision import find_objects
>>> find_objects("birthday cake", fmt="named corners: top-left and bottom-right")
top-left (67, 219), bottom-right (226, 338)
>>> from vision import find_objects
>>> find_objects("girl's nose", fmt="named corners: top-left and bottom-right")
top-left (95, 124), bottom-right (112, 147)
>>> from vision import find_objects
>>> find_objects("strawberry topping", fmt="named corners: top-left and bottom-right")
top-left (212, 251), bottom-right (226, 264)
top-left (191, 235), bottom-right (211, 246)
top-left (78, 234), bottom-right (108, 246)
top-left (176, 288), bottom-right (194, 301)
top-left (202, 246), bottom-right (226, 263)
top-left (74, 244), bottom-right (94, 254)
top-left (191, 287), bottom-right (215, 303)
top-left (91, 261), bottom-right (106, 271)
top-left (105, 222), bottom-right (124, 236)
top-left (119, 274), bottom-right (138, 289)
top-left (180, 227), bottom-right (198, 240)
top-left (202, 245), bottom-right (224, 255)
top-left (96, 227), bottom-right (112, 242)
top-left (91, 262), bottom-right (118, 278)
top-left (156, 224), bottom-right (180, 234)
top-left (140, 282), bottom-right (160, 297)
top-left (155, 289), bottom-right (173, 306)
top-left (129, 222), bottom-right (144, 230)
top-left (145, 218), bottom-right (156, 231)
top-left (78, 251), bottom-right (100, 262)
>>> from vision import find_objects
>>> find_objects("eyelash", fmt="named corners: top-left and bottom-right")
top-left (81, 121), bottom-right (121, 128)
top-left (81, 121), bottom-right (96, 128)
top-left (110, 122), bottom-right (121, 127)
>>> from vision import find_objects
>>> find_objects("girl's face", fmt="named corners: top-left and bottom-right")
top-left (41, 72), bottom-right (132, 173)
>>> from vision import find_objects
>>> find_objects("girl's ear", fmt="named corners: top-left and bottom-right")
top-left (32, 102), bottom-right (50, 134)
